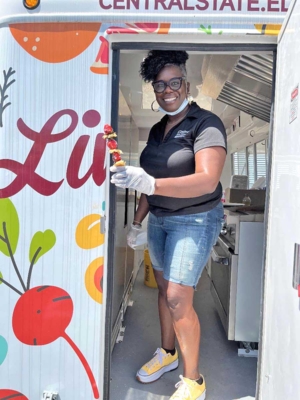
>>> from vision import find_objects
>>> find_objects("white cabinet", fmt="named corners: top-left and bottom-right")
top-left (235, 222), bottom-right (264, 342)
top-left (210, 210), bottom-right (264, 345)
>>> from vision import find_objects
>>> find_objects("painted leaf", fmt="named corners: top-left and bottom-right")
top-left (0, 198), bottom-right (19, 256)
top-left (0, 336), bottom-right (8, 365)
top-left (0, 271), bottom-right (2, 285)
top-left (29, 230), bottom-right (56, 265)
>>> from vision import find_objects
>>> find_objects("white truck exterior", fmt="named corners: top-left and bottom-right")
top-left (0, 1), bottom-right (298, 399)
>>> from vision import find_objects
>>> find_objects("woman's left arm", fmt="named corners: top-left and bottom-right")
top-left (154, 146), bottom-right (226, 198)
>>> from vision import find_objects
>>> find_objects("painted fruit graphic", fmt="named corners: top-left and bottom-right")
top-left (12, 285), bottom-right (99, 398)
top-left (76, 214), bottom-right (104, 304)
top-left (76, 214), bottom-right (105, 249)
top-left (90, 23), bottom-right (170, 74)
top-left (106, 22), bottom-right (171, 35)
top-left (12, 286), bottom-right (73, 346)
top-left (9, 23), bottom-right (101, 63)
top-left (85, 258), bottom-right (104, 304)
top-left (0, 198), bottom-right (99, 399)
top-left (0, 390), bottom-right (28, 399)
top-left (90, 36), bottom-right (109, 74)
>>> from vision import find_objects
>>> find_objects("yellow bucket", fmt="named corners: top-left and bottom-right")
top-left (144, 249), bottom-right (158, 288)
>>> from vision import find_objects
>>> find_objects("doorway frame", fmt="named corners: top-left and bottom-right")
top-left (104, 42), bottom-right (277, 400)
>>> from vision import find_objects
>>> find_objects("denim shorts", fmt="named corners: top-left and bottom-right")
top-left (147, 202), bottom-right (224, 288)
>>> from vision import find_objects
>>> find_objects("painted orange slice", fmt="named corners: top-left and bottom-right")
top-left (9, 23), bottom-right (101, 63)
top-left (76, 214), bottom-right (105, 249)
top-left (85, 257), bottom-right (104, 304)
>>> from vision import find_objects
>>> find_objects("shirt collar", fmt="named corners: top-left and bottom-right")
top-left (187, 102), bottom-right (202, 118)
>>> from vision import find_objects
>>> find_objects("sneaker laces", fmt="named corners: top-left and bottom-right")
top-left (172, 375), bottom-right (191, 399)
top-left (144, 348), bottom-right (163, 369)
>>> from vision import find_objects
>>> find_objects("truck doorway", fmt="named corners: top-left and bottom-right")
top-left (105, 43), bottom-right (276, 400)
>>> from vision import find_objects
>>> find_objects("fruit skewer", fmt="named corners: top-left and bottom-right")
top-left (102, 124), bottom-right (126, 167)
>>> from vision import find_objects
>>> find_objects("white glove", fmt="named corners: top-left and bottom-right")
top-left (110, 166), bottom-right (156, 196)
top-left (127, 223), bottom-right (142, 249)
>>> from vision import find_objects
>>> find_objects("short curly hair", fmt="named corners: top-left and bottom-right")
top-left (140, 50), bottom-right (189, 82)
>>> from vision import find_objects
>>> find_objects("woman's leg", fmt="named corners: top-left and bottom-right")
top-left (166, 281), bottom-right (200, 380)
top-left (154, 270), bottom-right (176, 350)
top-left (136, 270), bottom-right (179, 384)
top-left (148, 213), bottom-right (176, 350)
top-left (160, 205), bottom-right (224, 380)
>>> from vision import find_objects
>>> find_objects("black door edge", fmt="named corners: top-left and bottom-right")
top-left (103, 48), bottom-right (120, 400)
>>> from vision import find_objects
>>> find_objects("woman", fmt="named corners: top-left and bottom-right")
top-left (110, 50), bottom-right (227, 400)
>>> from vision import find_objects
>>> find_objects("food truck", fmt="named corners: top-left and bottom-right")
top-left (0, 0), bottom-right (299, 399)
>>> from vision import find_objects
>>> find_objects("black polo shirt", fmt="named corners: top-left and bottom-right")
top-left (140, 102), bottom-right (227, 217)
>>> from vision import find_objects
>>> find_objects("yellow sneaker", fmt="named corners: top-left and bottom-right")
top-left (170, 375), bottom-right (206, 400)
top-left (136, 348), bottom-right (179, 383)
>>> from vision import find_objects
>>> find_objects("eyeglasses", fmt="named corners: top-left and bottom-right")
top-left (152, 77), bottom-right (186, 93)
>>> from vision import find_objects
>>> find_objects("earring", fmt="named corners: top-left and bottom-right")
top-left (187, 93), bottom-right (194, 105)
top-left (151, 100), bottom-right (159, 112)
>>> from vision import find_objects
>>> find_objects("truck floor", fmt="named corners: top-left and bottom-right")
top-left (110, 266), bottom-right (257, 400)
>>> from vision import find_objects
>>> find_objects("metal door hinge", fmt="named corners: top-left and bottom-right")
top-left (238, 342), bottom-right (258, 357)
top-left (43, 391), bottom-right (58, 400)
top-left (116, 325), bottom-right (126, 343)
top-left (100, 215), bottom-right (106, 234)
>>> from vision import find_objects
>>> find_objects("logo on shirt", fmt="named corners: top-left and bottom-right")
top-left (174, 130), bottom-right (189, 138)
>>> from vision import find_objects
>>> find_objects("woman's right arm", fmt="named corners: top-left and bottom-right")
top-left (133, 193), bottom-right (149, 225)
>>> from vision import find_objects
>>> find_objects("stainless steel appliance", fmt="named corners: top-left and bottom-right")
top-left (210, 209), bottom-right (264, 348)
